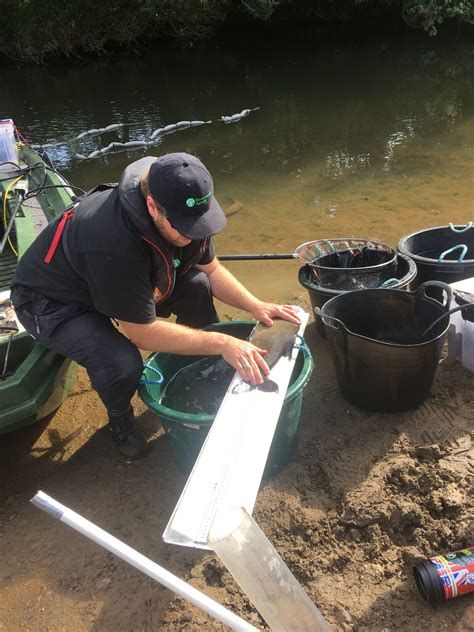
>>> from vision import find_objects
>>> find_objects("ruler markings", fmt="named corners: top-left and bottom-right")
top-left (163, 308), bottom-right (309, 549)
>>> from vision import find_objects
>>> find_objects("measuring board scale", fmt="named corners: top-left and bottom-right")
top-left (163, 308), bottom-right (309, 549)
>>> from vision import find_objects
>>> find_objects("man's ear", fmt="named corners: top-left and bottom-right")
top-left (146, 195), bottom-right (158, 220)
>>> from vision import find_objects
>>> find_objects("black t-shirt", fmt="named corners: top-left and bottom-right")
top-left (13, 186), bottom-right (215, 324)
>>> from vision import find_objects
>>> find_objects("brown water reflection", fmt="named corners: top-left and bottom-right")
top-left (1, 35), bottom-right (472, 310)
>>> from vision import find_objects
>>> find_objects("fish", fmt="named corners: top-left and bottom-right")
top-left (159, 319), bottom-right (299, 414)
top-left (231, 318), bottom-right (299, 395)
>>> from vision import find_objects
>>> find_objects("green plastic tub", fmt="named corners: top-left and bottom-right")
top-left (0, 332), bottom-right (77, 435)
top-left (139, 321), bottom-right (313, 475)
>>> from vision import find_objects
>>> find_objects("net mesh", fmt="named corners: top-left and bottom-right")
top-left (295, 239), bottom-right (397, 291)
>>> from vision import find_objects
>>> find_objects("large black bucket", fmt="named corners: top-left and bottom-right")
top-left (297, 238), bottom-right (397, 290)
top-left (299, 253), bottom-right (417, 338)
top-left (398, 224), bottom-right (474, 287)
top-left (319, 281), bottom-right (452, 412)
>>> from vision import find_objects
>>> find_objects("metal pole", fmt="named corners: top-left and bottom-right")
top-left (219, 254), bottom-right (296, 261)
top-left (31, 491), bottom-right (259, 632)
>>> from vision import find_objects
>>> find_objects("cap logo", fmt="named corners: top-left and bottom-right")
top-left (186, 191), bottom-right (212, 208)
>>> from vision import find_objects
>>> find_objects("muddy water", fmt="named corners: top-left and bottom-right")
top-left (1, 35), bottom-right (473, 313)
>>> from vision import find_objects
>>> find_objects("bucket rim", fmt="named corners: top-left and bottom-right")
top-left (138, 320), bottom-right (314, 424)
top-left (309, 252), bottom-right (398, 274)
top-left (298, 253), bottom-right (417, 296)
top-left (319, 287), bottom-right (450, 347)
top-left (398, 225), bottom-right (474, 264)
top-left (294, 237), bottom-right (396, 265)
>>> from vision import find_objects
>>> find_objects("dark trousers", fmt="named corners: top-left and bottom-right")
top-left (155, 268), bottom-right (219, 328)
top-left (11, 269), bottom-right (219, 415)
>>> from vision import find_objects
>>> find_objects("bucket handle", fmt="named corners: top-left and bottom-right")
top-left (315, 308), bottom-right (350, 375)
top-left (315, 308), bottom-right (350, 350)
top-left (314, 308), bottom-right (347, 332)
top-left (449, 221), bottom-right (472, 233)
top-left (421, 302), bottom-right (474, 341)
top-left (380, 277), bottom-right (399, 288)
top-left (438, 244), bottom-right (468, 262)
top-left (140, 363), bottom-right (164, 386)
top-left (416, 281), bottom-right (453, 308)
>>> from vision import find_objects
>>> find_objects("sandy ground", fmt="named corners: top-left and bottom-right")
top-left (0, 297), bottom-right (473, 632)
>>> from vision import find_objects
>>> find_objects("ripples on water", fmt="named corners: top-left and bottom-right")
top-left (161, 356), bottom-right (234, 415)
top-left (1, 35), bottom-right (472, 299)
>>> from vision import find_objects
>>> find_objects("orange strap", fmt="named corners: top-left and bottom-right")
top-left (44, 208), bottom-right (75, 264)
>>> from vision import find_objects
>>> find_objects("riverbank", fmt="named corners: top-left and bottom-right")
top-left (0, 298), bottom-right (472, 631)
top-left (1, 0), bottom-right (473, 63)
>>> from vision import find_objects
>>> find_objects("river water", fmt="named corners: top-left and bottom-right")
top-left (1, 34), bottom-right (473, 311)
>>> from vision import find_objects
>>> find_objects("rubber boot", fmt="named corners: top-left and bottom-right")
top-left (108, 406), bottom-right (149, 459)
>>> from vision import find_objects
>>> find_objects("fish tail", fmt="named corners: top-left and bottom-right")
top-left (257, 379), bottom-right (279, 394)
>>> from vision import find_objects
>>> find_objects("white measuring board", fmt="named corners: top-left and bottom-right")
top-left (163, 307), bottom-right (309, 550)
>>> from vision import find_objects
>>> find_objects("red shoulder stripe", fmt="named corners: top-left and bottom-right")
top-left (139, 235), bottom-right (172, 300)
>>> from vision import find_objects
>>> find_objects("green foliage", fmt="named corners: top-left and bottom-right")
top-left (239, 0), bottom-right (281, 20)
top-left (239, 0), bottom-right (474, 32)
top-left (3, 0), bottom-right (152, 60)
top-left (1, 0), bottom-right (473, 62)
top-left (403, 0), bottom-right (474, 35)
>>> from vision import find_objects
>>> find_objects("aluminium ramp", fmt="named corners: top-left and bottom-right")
top-left (163, 307), bottom-right (309, 549)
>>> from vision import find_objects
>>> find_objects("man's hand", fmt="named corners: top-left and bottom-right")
top-left (221, 336), bottom-right (270, 385)
top-left (118, 318), bottom-right (270, 385)
top-left (250, 302), bottom-right (301, 327)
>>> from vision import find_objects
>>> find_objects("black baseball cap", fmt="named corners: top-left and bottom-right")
top-left (148, 152), bottom-right (227, 239)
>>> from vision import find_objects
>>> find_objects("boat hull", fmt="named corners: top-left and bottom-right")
top-left (0, 332), bottom-right (77, 435)
top-left (0, 140), bottom-right (78, 433)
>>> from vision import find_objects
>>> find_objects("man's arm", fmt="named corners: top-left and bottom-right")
top-left (195, 258), bottom-right (301, 326)
top-left (119, 257), bottom-right (300, 385)
top-left (118, 318), bottom-right (270, 385)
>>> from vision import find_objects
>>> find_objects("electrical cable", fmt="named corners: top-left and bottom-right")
top-left (25, 183), bottom-right (86, 199)
top-left (1, 133), bottom-right (84, 258)
top-left (0, 161), bottom-right (22, 173)
top-left (0, 162), bottom-right (46, 183)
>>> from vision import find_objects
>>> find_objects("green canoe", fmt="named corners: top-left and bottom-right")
top-left (0, 129), bottom-right (77, 434)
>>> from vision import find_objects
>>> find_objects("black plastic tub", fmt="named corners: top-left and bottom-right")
top-left (320, 281), bottom-right (451, 413)
top-left (398, 224), bottom-right (474, 287)
top-left (310, 245), bottom-right (397, 290)
top-left (299, 253), bottom-right (417, 337)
